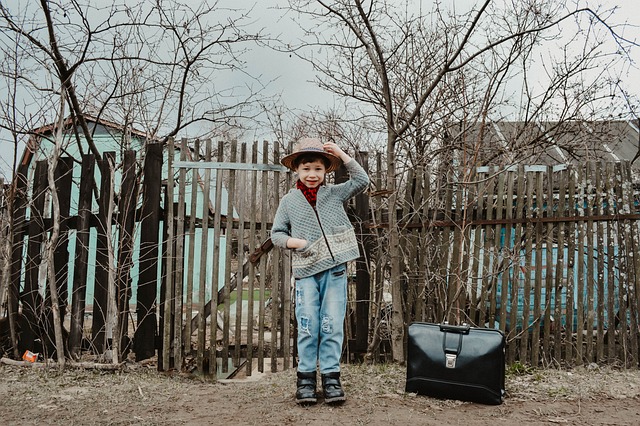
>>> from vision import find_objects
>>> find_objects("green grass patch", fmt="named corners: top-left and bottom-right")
top-left (506, 361), bottom-right (536, 377)
top-left (217, 289), bottom-right (270, 310)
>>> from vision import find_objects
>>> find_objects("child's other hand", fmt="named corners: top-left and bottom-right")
top-left (287, 237), bottom-right (307, 249)
top-left (323, 142), bottom-right (347, 161)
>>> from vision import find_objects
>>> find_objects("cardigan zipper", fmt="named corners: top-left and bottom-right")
top-left (312, 206), bottom-right (335, 262)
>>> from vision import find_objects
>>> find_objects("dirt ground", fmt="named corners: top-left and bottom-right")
top-left (1, 360), bottom-right (639, 426)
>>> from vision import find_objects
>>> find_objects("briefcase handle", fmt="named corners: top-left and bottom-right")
top-left (439, 323), bottom-right (470, 334)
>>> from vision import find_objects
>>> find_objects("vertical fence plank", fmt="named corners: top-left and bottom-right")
top-left (222, 141), bottom-right (237, 372)
top-left (271, 143), bottom-right (282, 372)
top-left (604, 162), bottom-right (617, 362)
top-left (459, 167), bottom-right (474, 326)
top-left (618, 161), bottom-right (634, 366)
top-left (22, 161), bottom-right (48, 353)
top-left (196, 140), bottom-right (212, 373)
top-left (257, 140), bottom-right (269, 372)
top-left (552, 167), bottom-right (567, 364)
top-left (184, 139), bottom-right (199, 356)
top-left (354, 151), bottom-right (371, 353)
top-left (564, 165), bottom-right (576, 364)
top-left (162, 140), bottom-right (176, 370)
top-left (173, 140), bottom-right (188, 370)
top-left (430, 169), bottom-right (446, 322)
top-left (508, 165), bottom-right (525, 364)
top-left (520, 170), bottom-right (535, 364)
top-left (449, 168), bottom-right (464, 322)
top-left (499, 169), bottom-right (515, 337)
top-left (8, 163), bottom-right (29, 359)
top-left (117, 151), bottom-right (138, 359)
top-left (622, 161), bottom-right (640, 367)
top-left (531, 171), bottom-right (545, 366)
top-left (280, 145), bottom-right (290, 370)
top-left (208, 141), bottom-right (224, 378)
top-left (158, 172), bottom-right (169, 370)
top-left (51, 157), bottom-right (73, 320)
top-left (135, 144), bottom-right (163, 361)
top-left (489, 170), bottom-right (506, 330)
top-left (441, 169), bottom-right (454, 322)
top-left (479, 171), bottom-right (495, 328)
top-left (468, 170), bottom-right (483, 326)
top-left (162, 140), bottom-right (175, 370)
top-left (69, 154), bottom-right (95, 357)
top-left (244, 141), bottom-right (259, 375)
top-left (575, 164), bottom-right (586, 365)
top-left (585, 162), bottom-right (596, 364)
top-left (234, 143), bottom-right (247, 368)
top-left (404, 169), bottom-right (417, 326)
top-left (0, 178), bottom-right (5, 306)
top-left (595, 162), bottom-right (605, 362)
top-left (92, 152), bottom-right (115, 354)
top-left (541, 166), bottom-right (553, 365)
top-left (372, 152), bottom-right (388, 354)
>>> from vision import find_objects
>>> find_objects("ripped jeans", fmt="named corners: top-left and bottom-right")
top-left (294, 264), bottom-right (347, 374)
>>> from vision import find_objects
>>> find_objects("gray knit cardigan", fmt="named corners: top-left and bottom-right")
top-left (270, 159), bottom-right (369, 279)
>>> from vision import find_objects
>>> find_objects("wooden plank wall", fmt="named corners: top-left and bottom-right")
top-left (370, 161), bottom-right (640, 367)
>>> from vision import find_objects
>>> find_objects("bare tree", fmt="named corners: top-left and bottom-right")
top-left (283, 0), bottom-right (639, 362)
top-left (0, 0), bottom-right (268, 363)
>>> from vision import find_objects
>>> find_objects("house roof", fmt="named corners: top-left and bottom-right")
top-left (450, 120), bottom-right (640, 180)
top-left (20, 115), bottom-right (149, 167)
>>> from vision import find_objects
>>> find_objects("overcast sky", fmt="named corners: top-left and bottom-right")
top-left (1, 0), bottom-right (639, 179)
top-left (246, 0), bottom-right (640, 115)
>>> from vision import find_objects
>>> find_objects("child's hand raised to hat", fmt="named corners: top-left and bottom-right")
top-left (323, 142), bottom-right (352, 164)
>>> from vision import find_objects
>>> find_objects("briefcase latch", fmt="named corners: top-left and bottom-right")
top-left (445, 353), bottom-right (457, 368)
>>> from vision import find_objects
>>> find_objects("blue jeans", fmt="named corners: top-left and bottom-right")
top-left (295, 264), bottom-right (347, 374)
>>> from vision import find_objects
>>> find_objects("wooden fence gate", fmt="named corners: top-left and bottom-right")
top-left (160, 139), bottom-right (296, 377)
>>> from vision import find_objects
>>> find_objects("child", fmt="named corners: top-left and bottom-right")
top-left (271, 137), bottom-right (369, 404)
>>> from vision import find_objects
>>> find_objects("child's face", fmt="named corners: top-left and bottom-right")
top-left (295, 159), bottom-right (326, 188)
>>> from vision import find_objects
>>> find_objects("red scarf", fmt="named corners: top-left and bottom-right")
top-left (297, 180), bottom-right (319, 207)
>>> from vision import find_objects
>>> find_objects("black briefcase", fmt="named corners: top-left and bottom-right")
top-left (405, 322), bottom-right (505, 405)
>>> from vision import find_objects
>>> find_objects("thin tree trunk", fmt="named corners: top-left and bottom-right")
top-left (387, 133), bottom-right (405, 363)
top-left (105, 161), bottom-right (120, 364)
top-left (45, 92), bottom-right (67, 369)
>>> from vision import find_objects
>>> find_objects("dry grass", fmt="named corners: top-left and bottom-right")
top-left (1, 361), bottom-right (639, 425)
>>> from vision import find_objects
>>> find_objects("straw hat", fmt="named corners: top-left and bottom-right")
top-left (280, 137), bottom-right (343, 173)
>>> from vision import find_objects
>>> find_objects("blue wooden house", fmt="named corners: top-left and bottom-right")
top-left (18, 115), bottom-right (231, 309)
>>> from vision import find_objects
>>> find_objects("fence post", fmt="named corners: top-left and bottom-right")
top-left (354, 151), bottom-right (371, 357)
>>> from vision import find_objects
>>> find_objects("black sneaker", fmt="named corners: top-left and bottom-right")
top-left (296, 371), bottom-right (318, 405)
top-left (322, 372), bottom-right (346, 404)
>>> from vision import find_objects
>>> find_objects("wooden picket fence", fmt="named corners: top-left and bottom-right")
top-left (2, 137), bottom-right (640, 375)
top-left (368, 160), bottom-right (640, 367)
top-left (0, 146), bottom-right (163, 363)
